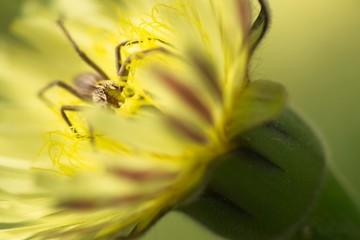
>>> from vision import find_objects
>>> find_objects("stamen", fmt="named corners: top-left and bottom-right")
top-left (123, 86), bottom-right (135, 98)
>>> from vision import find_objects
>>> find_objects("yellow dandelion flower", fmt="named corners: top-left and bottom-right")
top-left (0, 0), bottom-right (286, 239)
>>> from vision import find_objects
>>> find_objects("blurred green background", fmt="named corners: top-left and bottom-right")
top-left (0, 0), bottom-right (359, 239)
top-left (256, 0), bottom-right (360, 196)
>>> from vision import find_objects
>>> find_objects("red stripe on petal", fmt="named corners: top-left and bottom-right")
top-left (238, 0), bottom-right (251, 36)
top-left (190, 52), bottom-right (222, 101)
top-left (60, 200), bottom-right (97, 210)
top-left (109, 192), bottom-right (160, 206)
top-left (165, 114), bottom-right (208, 144)
top-left (108, 167), bottom-right (178, 182)
top-left (155, 69), bottom-right (213, 124)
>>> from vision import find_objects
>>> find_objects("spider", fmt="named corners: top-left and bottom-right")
top-left (39, 20), bottom-right (168, 135)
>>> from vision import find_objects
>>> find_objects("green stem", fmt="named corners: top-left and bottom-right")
top-left (292, 172), bottom-right (360, 240)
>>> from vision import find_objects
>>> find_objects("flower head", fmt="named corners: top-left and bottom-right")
top-left (0, 0), bottom-right (285, 239)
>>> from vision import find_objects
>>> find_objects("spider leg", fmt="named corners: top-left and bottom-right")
top-left (56, 20), bottom-right (110, 80)
top-left (115, 40), bottom-right (142, 75)
top-left (60, 105), bottom-right (94, 143)
top-left (115, 38), bottom-right (171, 77)
top-left (38, 80), bottom-right (87, 107)
top-left (118, 47), bottom-right (171, 77)
top-left (60, 105), bottom-right (83, 131)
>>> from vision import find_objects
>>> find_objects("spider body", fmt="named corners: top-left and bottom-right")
top-left (72, 72), bottom-right (124, 108)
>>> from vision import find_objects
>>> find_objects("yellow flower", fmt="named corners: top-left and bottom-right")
top-left (0, 0), bottom-right (285, 239)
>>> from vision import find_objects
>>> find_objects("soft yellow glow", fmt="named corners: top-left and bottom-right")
top-left (0, 0), bottom-right (286, 239)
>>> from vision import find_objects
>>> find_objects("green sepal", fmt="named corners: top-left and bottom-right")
top-left (179, 108), bottom-right (326, 239)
